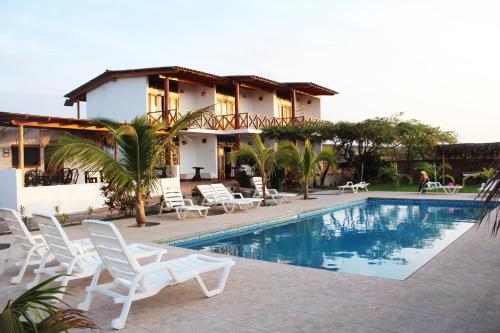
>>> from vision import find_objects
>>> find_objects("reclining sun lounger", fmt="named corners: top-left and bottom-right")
top-left (338, 181), bottom-right (370, 194)
top-left (420, 182), bottom-right (463, 194)
top-left (251, 177), bottom-right (297, 204)
top-left (79, 220), bottom-right (235, 330)
top-left (211, 183), bottom-right (262, 208)
top-left (159, 184), bottom-right (209, 219)
top-left (478, 180), bottom-right (499, 193)
top-left (0, 208), bottom-right (52, 284)
top-left (28, 213), bottom-right (165, 299)
top-left (197, 184), bottom-right (237, 213)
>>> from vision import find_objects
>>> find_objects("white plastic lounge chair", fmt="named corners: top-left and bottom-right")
top-left (78, 220), bottom-right (235, 330)
top-left (28, 213), bottom-right (165, 299)
top-left (159, 185), bottom-right (209, 219)
top-left (354, 181), bottom-right (370, 192)
top-left (0, 208), bottom-right (52, 284)
top-left (251, 177), bottom-right (297, 205)
top-left (197, 184), bottom-right (236, 213)
top-left (478, 180), bottom-right (499, 193)
top-left (338, 181), bottom-right (370, 194)
top-left (211, 183), bottom-right (262, 209)
top-left (338, 181), bottom-right (356, 193)
top-left (420, 182), bottom-right (463, 194)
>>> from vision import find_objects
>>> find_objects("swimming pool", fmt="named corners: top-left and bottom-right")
top-left (169, 198), bottom-right (484, 280)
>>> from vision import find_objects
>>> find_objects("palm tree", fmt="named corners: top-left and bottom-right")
top-left (228, 135), bottom-right (276, 206)
top-left (276, 139), bottom-right (336, 200)
top-left (48, 107), bottom-right (209, 227)
top-left (477, 160), bottom-right (500, 236)
top-left (0, 275), bottom-right (97, 332)
top-left (378, 162), bottom-right (412, 191)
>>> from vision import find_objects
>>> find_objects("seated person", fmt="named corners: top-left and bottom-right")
top-left (418, 171), bottom-right (430, 192)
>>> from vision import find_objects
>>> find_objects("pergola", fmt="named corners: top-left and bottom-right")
top-left (0, 111), bottom-right (108, 174)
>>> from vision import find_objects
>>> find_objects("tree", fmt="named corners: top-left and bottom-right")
top-left (228, 135), bottom-right (276, 206)
top-left (48, 108), bottom-right (208, 227)
top-left (378, 162), bottom-right (412, 191)
top-left (276, 139), bottom-right (337, 199)
top-left (396, 120), bottom-right (457, 173)
top-left (0, 275), bottom-right (97, 332)
top-left (415, 161), bottom-right (455, 183)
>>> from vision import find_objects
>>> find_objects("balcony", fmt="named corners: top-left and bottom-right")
top-left (147, 109), bottom-right (320, 131)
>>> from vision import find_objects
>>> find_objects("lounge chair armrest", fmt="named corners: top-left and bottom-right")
top-left (73, 251), bottom-right (100, 265)
top-left (32, 234), bottom-right (46, 243)
top-left (232, 192), bottom-right (244, 199)
top-left (163, 199), bottom-right (175, 208)
top-left (267, 188), bottom-right (279, 194)
top-left (183, 199), bottom-right (194, 206)
top-left (134, 261), bottom-right (177, 282)
top-left (128, 243), bottom-right (167, 260)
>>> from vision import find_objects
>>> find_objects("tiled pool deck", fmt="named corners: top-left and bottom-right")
top-left (1, 191), bottom-right (499, 332)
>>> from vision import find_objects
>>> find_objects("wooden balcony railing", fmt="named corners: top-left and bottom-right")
top-left (147, 109), bottom-right (320, 130)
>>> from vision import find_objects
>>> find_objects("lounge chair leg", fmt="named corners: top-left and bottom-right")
top-left (26, 250), bottom-right (52, 288)
top-left (78, 265), bottom-right (104, 310)
top-left (175, 208), bottom-right (182, 220)
top-left (195, 263), bottom-right (232, 298)
top-left (112, 298), bottom-right (133, 330)
top-left (12, 248), bottom-right (35, 284)
top-left (78, 287), bottom-right (96, 311)
top-left (54, 276), bottom-right (70, 301)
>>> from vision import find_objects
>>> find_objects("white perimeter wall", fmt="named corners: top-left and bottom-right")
top-left (179, 133), bottom-right (217, 179)
top-left (296, 94), bottom-right (321, 119)
top-left (0, 168), bottom-right (178, 215)
top-left (86, 76), bottom-right (148, 121)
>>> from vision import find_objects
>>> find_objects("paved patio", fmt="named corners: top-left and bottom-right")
top-left (0, 191), bottom-right (499, 332)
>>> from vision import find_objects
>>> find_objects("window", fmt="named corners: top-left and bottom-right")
top-left (277, 98), bottom-right (292, 118)
top-left (148, 92), bottom-right (179, 113)
top-left (216, 95), bottom-right (235, 116)
top-left (11, 145), bottom-right (41, 168)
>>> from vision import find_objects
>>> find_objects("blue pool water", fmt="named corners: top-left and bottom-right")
top-left (173, 199), bottom-right (483, 280)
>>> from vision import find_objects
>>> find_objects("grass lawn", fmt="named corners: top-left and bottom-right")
top-left (367, 183), bottom-right (479, 193)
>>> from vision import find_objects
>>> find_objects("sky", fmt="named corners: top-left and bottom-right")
top-left (1, 0), bottom-right (499, 143)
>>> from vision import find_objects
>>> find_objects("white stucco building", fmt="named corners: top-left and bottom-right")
top-left (64, 66), bottom-right (338, 180)
top-left (0, 66), bottom-right (337, 214)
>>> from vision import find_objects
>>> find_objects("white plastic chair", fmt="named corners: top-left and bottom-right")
top-left (28, 213), bottom-right (165, 299)
top-left (79, 220), bottom-right (235, 330)
top-left (354, 181), bottom-right (370, 192)
top-left (0, 208), bottom-right (51, 284)
top-left (159, 185), bottom-right (209, 219)
top-left (338, 181), bottom-right (356, 194)
top-left (420, 182), bottom-right (462, 194)
top-left (251, 177), bottom-right (297, 204)
top-left (211, 184), bottom-right (262, 209)
top-left (197, 184), bottom-right (236, 213)
top-left (478, 180), bottom-right (499, 193)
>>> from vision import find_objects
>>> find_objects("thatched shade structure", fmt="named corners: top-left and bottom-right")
top-left (436, 142), bottom-right (500, 159)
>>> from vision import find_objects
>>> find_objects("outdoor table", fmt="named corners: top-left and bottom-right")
top-left (192, 167), bottom-right (204, 181)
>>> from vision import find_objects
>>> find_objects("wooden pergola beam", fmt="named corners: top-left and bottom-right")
top-left (10, 120), bottom-right (109, 132)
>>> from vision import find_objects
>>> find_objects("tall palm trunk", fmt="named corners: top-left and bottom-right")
top-left (135, 197), bottom-right (146, 226)
top-left (262, 174), bottom-right (267, 206)
top-left (135, 185), bottom-right (146, 226)
top-left (304, 175), bottom-right (309, 200)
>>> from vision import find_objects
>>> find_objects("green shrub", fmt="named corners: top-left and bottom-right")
top-left (54, 206), bottom-right (69, 226)
top-left (237, 169), bottom-right (252, 188)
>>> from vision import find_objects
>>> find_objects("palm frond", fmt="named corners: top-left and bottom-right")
top-left (0, 275), bottom-right (98, 333)
top-left (477, 160), bottom-right (500, 236)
